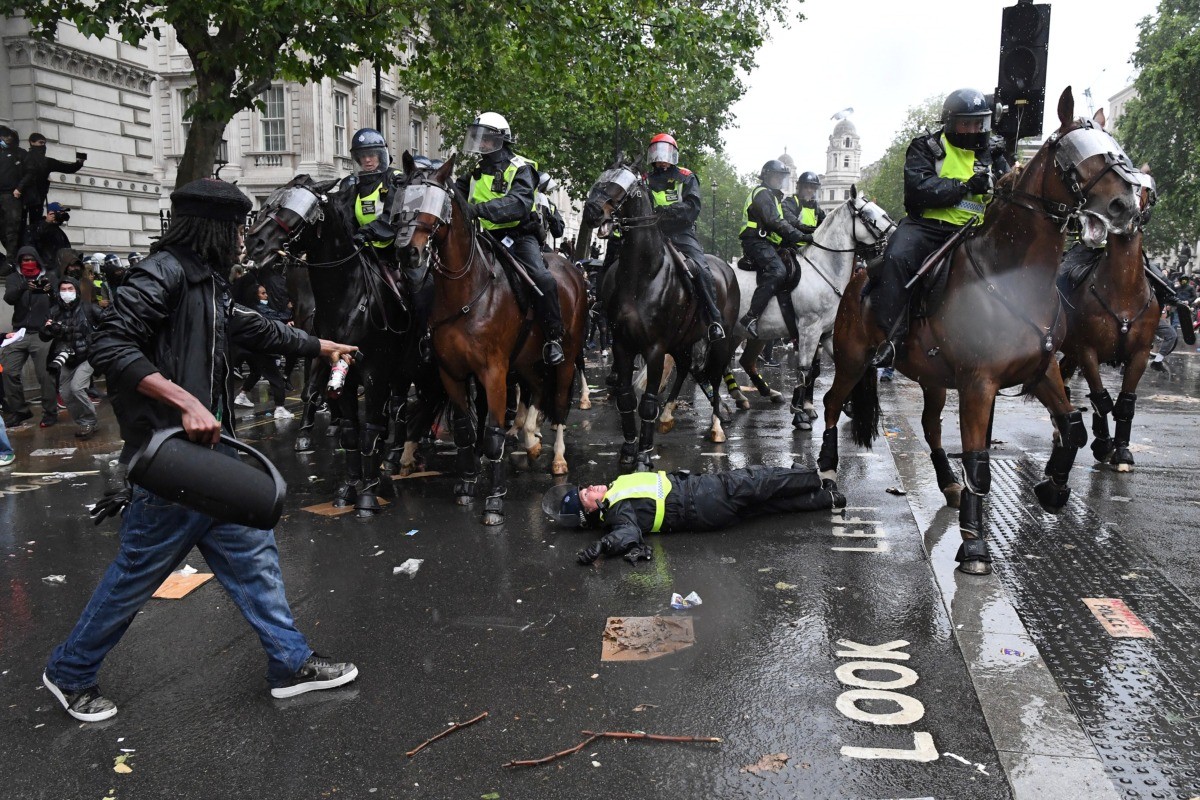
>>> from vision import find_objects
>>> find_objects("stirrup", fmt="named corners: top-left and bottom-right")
top-left (870, 340), bottom-right (896, 368)
top-left (740, 314), bottom-right (759, 339)
top-left (708, 322), bottom-right (725, 341)
top-left (543, 339), bottom-right (565, 365)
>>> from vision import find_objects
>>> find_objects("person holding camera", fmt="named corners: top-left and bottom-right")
top-left (30, 202), bottom-right (73, 268)
top-left (39, 276), bottom-right (99, 438)
top-left (2, 246), bottom-right (59, 427)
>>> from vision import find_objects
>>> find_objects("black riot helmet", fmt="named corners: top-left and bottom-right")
top-left (941, 88), bottom-right (993, 152)
top-left (350, 128), bottom-right (389, 175)
top-left (797, 171), bottom-right (821, 187)
top-left (759, 159), bottom-right (790, 192)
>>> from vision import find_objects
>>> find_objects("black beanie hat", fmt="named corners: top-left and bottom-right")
top-left (170, 178), bottom-right (253, 222)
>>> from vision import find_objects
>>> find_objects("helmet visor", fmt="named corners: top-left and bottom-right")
top-left (463, 125), bottom-right (504, 155)
top-left (353, 145), bottom-right (389, 174)
top-left (763, 171), bottom-right (786, 191)
top-left (945, 113), bottom-right (992, 151)
top-left (647, 141), bottom-right (678, 165)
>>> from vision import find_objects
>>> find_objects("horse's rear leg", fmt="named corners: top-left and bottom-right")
top-left (739, 340), bottom-right (780, 402)
top-left (818, 362), bottom-right (867, 482)
top-left (445, 379), bottom-right (479, 506)
top-left (724, 371), bottom-right (751, 411)
top-left (333, 386), bottom-right (362, 508)
top-left (613, 347), bottom-right (639, 470)
top-left (576, 352), bottom-right (592, 410)
top-left (1029, 364), bottom-right (1085, 513)
top-left (1076, 352), bottom-right (1117, 466)
top-left (294, 357), bottom-right (327, 453)
top-left (792, 350), bottom-right (820, 430)
top-left (480, 370), bottom-right (512, 526)
top-left (635, 356), bottom-right (666, 472)
top-left (921, 386), bottom-right (962, 507)
top-left (955, 382), bottom-right (1000, 575)
top-left (522, 402), bottom-right (543, 461)
top-left (658, 359), bottom-right (689, 435)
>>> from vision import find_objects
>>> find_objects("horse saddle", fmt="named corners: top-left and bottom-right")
top-left (480, 234), bottom-right (533, 316)
top-left (775, 248), bottom-right (803, 341)
top-left (1057, 241), bottom-right (1103, 295)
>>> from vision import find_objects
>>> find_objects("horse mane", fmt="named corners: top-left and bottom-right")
top-left (995, 165), bottom-right (1023, 192)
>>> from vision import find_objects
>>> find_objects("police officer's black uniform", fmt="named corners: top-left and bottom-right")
top-left (739, 161), bottom-right (813, 339)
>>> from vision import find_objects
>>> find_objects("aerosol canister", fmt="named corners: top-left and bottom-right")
top-left (327, 355), bottom-right (352, 399)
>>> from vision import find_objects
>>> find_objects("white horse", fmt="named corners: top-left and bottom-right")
top-left (728, 188), bottom-right (895, 428)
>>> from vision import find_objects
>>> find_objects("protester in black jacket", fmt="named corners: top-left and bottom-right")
top-left (29, 202), bottom-right (73, 267)
top-left (43, 179), bottom-right (361, 724)
top-left (0, 127), bottom-right (28, 264)
top-left (40, 275), bottom-right (100, 437)
top-left (2, 246), bottom-right (59, 427)
top-left (20, 134), bottom-right (84, 231)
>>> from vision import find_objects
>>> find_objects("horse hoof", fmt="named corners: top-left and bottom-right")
top-left (1115, 462), bottom-right (1133, 473)
top-left (551, 458), bottom-right (569, 476)
top-left (737, 397), bottom-right (751, 411)
top-left (942, 484), bottom-right (962, 509)
top-left (956, 559), bottom-right (993, 576)
top-left (1033, 479), bottom-right (1070, 512)
top-left (332, 498), bottom-right (351, 508)
top-left (294, 437), bottom-right (314, 453)
top-left (658, 419), bottom-right (675, 434)
top-left (711, 429), bottom-right (726, 444)
top-left (398, 463), bottom-right (415, 478)
top-left (819, 469), bottom-right (837, 482)
top-left (482, 511), bottom-right (504, 526)
top-left (579, 398), bottom-right (592, 410)
top-left (526, 443), bottom-right (543, 461)
top-left (769, 390), bottom-right (784, 404)
top-left (455, 495), bottom-right (474, 507)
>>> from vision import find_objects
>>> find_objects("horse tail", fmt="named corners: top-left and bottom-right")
top-left (849, 366), bottom-right (880, 447)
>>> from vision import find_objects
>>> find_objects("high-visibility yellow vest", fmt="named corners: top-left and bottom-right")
top-left (354, 184), bottom-right (389, 248)
top-left (652, 180), bottom-right (682, 209)
top-left (922, 134), bottom-right (988, 227)
top-left (741, 186), bottom-right (783, 245)
top-left (601, 470), bottom-right (673, 532)
top-left (469, 154), bottom-right (537, 231)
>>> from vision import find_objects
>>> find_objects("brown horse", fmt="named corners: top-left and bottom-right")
top-left (394, 154), bottom-right (587, 525)
top-left (818, 87), bottom-right (1142, 576)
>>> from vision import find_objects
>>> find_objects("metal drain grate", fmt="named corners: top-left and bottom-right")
top-left (987, 459), bottom-right (1200, 799)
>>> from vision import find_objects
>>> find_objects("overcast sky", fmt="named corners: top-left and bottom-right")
top-left (724, 0), bottom-right (1159, 177)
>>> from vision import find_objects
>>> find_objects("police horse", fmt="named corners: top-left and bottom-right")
top-left (581, 160), bottom-right (740, 471)
top-left (245, 175), bottom-right (441, 515)
top-left (818, 87), bottom-right (1142, 575)
top-left (726, 189), bottom-right (895, 429)
top-left (390, 154), bottom-right (588, 525)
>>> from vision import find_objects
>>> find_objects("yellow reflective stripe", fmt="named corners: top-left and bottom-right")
top-left (470, 153), bottom-right (539, 231)
top-left (652, 180), bottom-right (681, 209)
top-left (355, 185), bottom-right (389, 247)
top-left (800, 206), bottom-right (818, 227)
top-left (922, 133), bottom-right (988, 227)
top-left (740, 186), bottom-right (783, 244)
top-left (601, 470), bottom-right (673, 532)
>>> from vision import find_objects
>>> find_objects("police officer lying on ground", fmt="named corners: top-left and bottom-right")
top-left (544, 463), bottom-right (846, 564)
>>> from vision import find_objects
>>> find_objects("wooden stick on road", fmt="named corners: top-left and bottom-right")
top-left (406, 711), bottom-right (489, 758)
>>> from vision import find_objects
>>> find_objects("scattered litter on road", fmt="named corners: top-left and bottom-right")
top-left (394, 558), bottom-right (424, 577)
top-left (153, 572), bottom-right (213, 599)
top-left (503, 730), bottom-right (721, 768)
top-left (29, 448), bottom-right (77, 457)
top-left (405, 529), bottom-right (419, 536)
top-left (742, 752), bottom-right (789, 776)
top-left (587, 460), bottom-right (597, 465)
top-left (370, 550), bottom-right (385, 557)
top-left (591, 760), bottom-right (601, 767)
top-left (406, 710), bottom-right (488, 757)
top-left (178, 564), bottom-right (198, 576)
top-left (632, 703), bottom-right (658, 712)
top-left (601, 616), bottom-right (694, 661)
top-left (670, 591), bottom-right (702, 609)
top-left (943, 752), bottom-right (971, 765)
top-left (885, 486), bottom-right (907, 496)
top-left (113, 754), bottom-right (132, 774)
top-left (774, 581), bottom-right (797, 591)
top-left (42, 575), bottom-right (66, 584)
top-left (999, 647), bottom-right (1025, 657)
top-left (720, 557), bottom-right (736, 564)
top-left (1111, 496), bottom-right (1131, 503)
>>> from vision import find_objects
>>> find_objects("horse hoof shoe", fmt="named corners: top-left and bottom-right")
top-left (942, 485), bottom-right (962, 508)
top-left (769, 391), bottom-right (784, 405)
top-left (482, 513), bottom-right (504, 526)
top-left (956, 559), bottom-right (992, 576)
top-left (1116, 463), bottom-right (1132, 473)
top-left (455, 495), bottom-right (474, 507)
top-left (1033, 479), bottom-right (1070, 512)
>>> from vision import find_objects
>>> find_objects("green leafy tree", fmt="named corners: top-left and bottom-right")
top-left (3, 2), bottom-right (416, 184)
top-left (694, 150), bottom-right (756, 263)
top-left (1116, 1), bottom-right (1200, 254)
top-left (858, 96), bottom-right (943, 220)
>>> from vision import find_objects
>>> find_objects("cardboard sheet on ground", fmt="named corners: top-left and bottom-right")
top-left (601, 616), bottom-right (694, 661)
top-left (153, 573), bottom-right (214, 599)
top-left (302, 498), bottom-right (391, 516)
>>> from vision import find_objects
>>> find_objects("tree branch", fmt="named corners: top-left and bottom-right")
top-left (406, 711), bottom-right (489, 758)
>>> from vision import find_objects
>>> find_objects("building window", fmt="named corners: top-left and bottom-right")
top-left (333, 92), bottom-right (349, 156)
top-left (409, 116), bottom-right (425, 154)
top-left (843, 155), bottom-right (850, 168)
top-left (844, 189), bottom-right (851, 200)
top-left (260, 86), bottom-right (287, 152)
top-left (844, 137), bottom-right (851, 147)
top-left (177, 90), bottom-right (192, 151)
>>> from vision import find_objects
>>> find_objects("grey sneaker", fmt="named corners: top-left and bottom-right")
top-left (270, 654), bottom-right (358, 699)
top-left (0, 454), bottom-right (14, 467)
top-left (43, 672), bottom-right (118, 722)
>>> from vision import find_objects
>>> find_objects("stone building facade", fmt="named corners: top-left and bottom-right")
top-left (776, 116), bottom-right (863, 213)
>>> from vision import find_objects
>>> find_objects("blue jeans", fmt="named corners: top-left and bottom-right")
top-left (0, 413), bottom-right (12, 457)
top-left (46, 487), bottom-right (311, 690)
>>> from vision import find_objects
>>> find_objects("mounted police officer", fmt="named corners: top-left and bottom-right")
top-left (543, 463), bottom-right (845, 564)
top-left (646, 133), bottom-right (724, 341)
top-left (783, 171), bottom-right (826, 238)
top-left (869, 88), bottom-right (1009, 367)
top-left (738, 160), bottom-right (814, 339)
top-left (455, 112), bottom-right (564, 365)
top-left (342, 128), bottom-right (407, 262)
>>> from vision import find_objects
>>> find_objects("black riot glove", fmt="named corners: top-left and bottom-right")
top-left (964, 172), bottom-right (991, 195)
top-left (791, 231), bottom-right (814, 247)
top-left (90, 484), bottom-right (132, 525)
top-left (576, 528), bottom-right (648, 565)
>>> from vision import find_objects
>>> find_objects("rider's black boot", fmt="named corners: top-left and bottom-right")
top-left (870, 339), bottom-right (898, 368)
top-left (689, 264), bottom-right (725, 341)
top-left (543, 338), bottom-right (565, 366)
top-left (739, 313), bottom-right (759, 340)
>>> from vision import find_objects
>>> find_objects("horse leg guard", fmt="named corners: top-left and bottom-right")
top-left (1111, 391), bottom-right (1137, 471)
top-left (453, 415), bottom-right (478, 505)
top-left (1088, 389), bottom-right (1115, 464)
top-left (954, 450), bottom-right (992, 574)
top-left (333, 425), bottom-right (362, 507)
top-left (817, 427), bottom-right (839, 478)
top-left (481, 426), bottom-right (506, 526)
top-left (750, 371), bottom-right (773, 398)
top-left (637, 392), bottom-right (660, 466)
top-left (355, 424), bottom-right (388, 515)
top-left (931, 447), bottom-right (962, 507)
top-left (617, 389), bottom-right (638, 467)
top-left (1035, 420), bottom-right (1079, 512)
top-left (504, 376), bottom-right (519, 431)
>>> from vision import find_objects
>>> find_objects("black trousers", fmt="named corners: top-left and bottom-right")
top-left (743, 237), bottom-right (788, 318)
top-left (502, 231), bottom-right (564, 339)
top-left (0, 193), bottom-right (22, 260)
top-left (685, 466), bottom-right (826, 530)
top-left (242, 353), bottom-right (287, 407)
top-left (871, 217), bottom-right (958, 334)
top-left (668, 232), bottom-right (721, 324)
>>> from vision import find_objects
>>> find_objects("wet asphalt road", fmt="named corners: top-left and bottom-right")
top-left (2, 346), bottom-right (1200, 799)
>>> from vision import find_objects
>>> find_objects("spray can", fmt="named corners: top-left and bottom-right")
top-left (327, 355), bottom-right (352, 400)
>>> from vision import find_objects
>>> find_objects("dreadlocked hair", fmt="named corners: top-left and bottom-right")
top-left (151, 215), bottom-right (239, 271)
